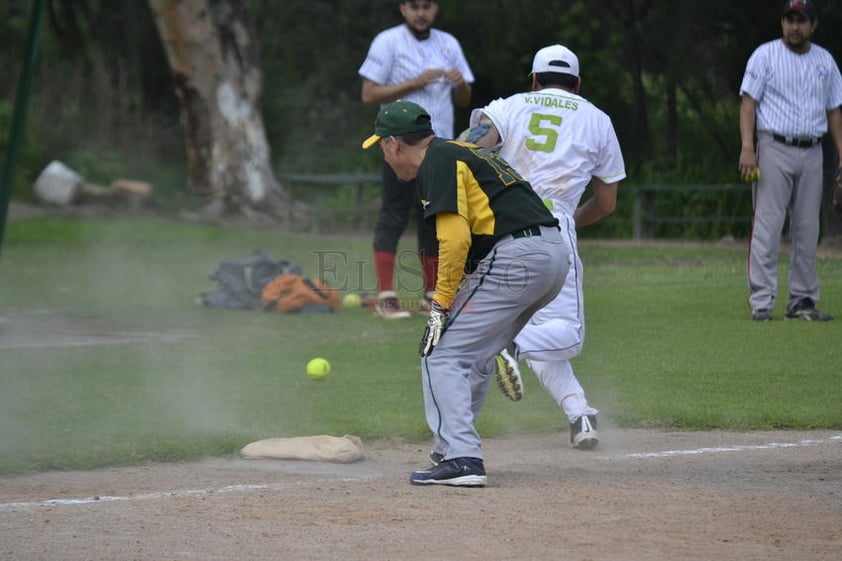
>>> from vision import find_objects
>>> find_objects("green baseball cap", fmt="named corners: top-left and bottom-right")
top-left (361, 100), bottom-right (432, 149)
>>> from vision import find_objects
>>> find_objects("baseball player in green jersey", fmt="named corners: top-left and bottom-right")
top-left (363, 100), bottom-right (570, 487)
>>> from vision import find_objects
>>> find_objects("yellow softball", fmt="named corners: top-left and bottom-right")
top-left (306, 358), bottom-right (331, 380)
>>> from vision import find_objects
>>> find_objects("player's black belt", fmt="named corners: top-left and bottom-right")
top-left (510, 225), bottom-right (542, 239)
top-left (772, 134), bottom-right (821, 148)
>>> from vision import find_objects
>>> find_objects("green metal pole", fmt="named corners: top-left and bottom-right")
top-left (0, 0), bottom-right (46, 258)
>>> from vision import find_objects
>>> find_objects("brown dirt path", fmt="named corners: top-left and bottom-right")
top-left (2, 429), bottom-right (840, 561)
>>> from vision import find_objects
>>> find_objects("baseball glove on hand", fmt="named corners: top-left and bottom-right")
top-left (832, 170), bottom-right (842, 216)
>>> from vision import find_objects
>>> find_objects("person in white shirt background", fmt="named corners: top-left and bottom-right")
top-left (358, 0), bottom-right (474, 319)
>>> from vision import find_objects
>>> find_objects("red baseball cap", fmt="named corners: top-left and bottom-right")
top-left (783, 0), bottom-right (816, 21)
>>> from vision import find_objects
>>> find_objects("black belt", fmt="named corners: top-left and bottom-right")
top-left (772, 134), bottom-right (820, 148)
top-left (510, 225), bottom-right (542, 239)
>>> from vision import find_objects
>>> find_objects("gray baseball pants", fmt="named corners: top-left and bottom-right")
top-left (421, 225), bottom-right (569, 461)
top-left (749, 133), bottom-right (823, 312)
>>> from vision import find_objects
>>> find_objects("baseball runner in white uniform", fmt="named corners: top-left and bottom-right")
top-left (468, 45), bottom-right (626, 449)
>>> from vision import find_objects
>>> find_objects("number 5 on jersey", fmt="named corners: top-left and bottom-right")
top-left (527, 113), bottom-right (561, 153)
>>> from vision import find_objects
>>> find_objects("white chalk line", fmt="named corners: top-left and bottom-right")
top-left (625, 434), bottom-right (842, 458)
top-left (0, 478), bottom-right (369, 512)
top-left (2, 434), bottom-right (840, 512)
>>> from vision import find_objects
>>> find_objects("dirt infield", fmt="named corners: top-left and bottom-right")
top-left (1, 429), bottom-right (840, 561)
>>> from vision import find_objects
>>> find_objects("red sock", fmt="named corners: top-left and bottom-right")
top-left (420, 255), bottom-right (438, 294)
top-left (374, 251), bottom-right (395, 292)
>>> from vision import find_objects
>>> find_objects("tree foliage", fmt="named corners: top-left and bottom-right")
top-left (5, 0), bottom-right (842, 235)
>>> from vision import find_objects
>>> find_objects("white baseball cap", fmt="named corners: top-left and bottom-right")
top-left (531, 44), bottom-right (579, 78)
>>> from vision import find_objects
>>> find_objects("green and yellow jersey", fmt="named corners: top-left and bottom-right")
top-left (417, 138), bottom-right (559, 308)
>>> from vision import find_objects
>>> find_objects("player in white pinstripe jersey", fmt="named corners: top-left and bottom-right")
top-left (359, 1), bottom-right (474, 320)
top-left (739, 0), bottom-right (842, 322)
top-left (467, 45), bottom-right (626, 449)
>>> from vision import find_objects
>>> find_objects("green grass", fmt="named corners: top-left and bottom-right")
top-left (1, 218), bottom-right (841, 475)
top-left (579, 241), bottom-right (842, 429)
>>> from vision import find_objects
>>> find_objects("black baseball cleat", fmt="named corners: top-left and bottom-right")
top-left (410, 457), bottom-right (486, 487)
top-left (785, 299), bottom-right (834, 321)
top-left (429, 451), bottom-right (444, 466)
top-left (570, 415), bottom-right (599, 450)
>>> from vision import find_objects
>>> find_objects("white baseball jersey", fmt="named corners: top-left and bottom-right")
top-left (472, 88), bottom-right (626, 215)
top-left (740, 39), bottom-right (842, 138)
top-left (359, 24), bottom-right (474, 139)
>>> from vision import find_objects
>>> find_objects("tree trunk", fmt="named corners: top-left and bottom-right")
top-left (147, 0), bottom-right (290, 221)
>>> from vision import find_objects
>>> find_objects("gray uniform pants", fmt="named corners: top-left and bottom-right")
top-left (749, 133), bottom-right (823, 312)
top-left (421, 225), bottom-right (569, 461)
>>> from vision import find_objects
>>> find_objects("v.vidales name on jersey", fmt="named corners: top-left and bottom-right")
top-left (522, 94), bottom-right (579, 111)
